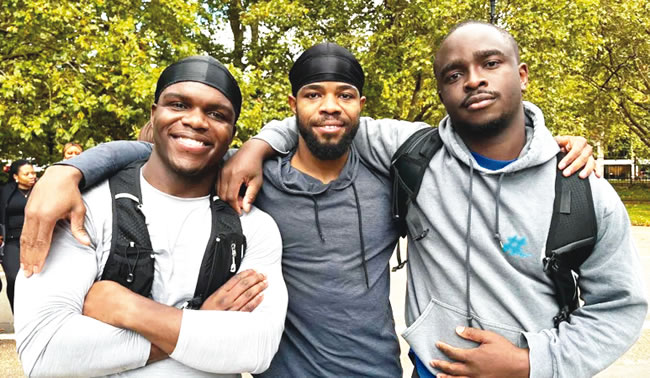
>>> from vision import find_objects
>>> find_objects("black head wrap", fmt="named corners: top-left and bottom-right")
top-left (289, 43), bottom-right (364, 96)
top-left (154, 56), bottom-right (242, 121)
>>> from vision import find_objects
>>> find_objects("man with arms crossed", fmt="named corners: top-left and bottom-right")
top-left (14, 56), bottom-right (287, 376)
top-left (21, 44), bottom-right (595, 376)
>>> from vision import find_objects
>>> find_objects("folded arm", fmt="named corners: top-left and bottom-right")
top-left (15, 219), bottom-right (151, 376)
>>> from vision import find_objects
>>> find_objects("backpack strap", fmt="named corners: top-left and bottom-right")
top-left (103, 160), bottom-right (155, 297)
top-left (390, 127), bottom-right (442, 270)
top-left (183, 194), bottom-right (247, 309)
top-left (103, 160), bottom-right (247, 308)
top-left (543, 152), bottom-right (597, 327)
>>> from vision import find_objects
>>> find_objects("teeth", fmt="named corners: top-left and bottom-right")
top-left (176, 137), bottom-right (205, 147)
top-left (322, 125), bottom-right (340, 129)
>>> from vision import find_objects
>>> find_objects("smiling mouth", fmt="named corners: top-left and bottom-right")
top-left (172, 135), bottom-right (210, 148)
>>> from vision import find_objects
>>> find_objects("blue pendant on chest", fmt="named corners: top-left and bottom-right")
top-left (502, 235), bottom-right (531, 258)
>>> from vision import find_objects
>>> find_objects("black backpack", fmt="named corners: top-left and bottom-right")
top-left (390, 127), bottom-right (597, 326)
top-left (101, 160), bottom-right (246, 310)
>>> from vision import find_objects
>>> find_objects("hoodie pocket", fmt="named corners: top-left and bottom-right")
top-left (402, 297), bottom-right (527, 374)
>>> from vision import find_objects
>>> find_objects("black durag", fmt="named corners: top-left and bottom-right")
top-left (154, 56), bottom-right (242, 121)
top-left (289, 43), bottom-right (364, 95)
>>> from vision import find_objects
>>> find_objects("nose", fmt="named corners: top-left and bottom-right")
top-left (464, 66), bottom-right (487, 91)
top-left (319, 93), bottom-right (342, 115)
top-left (181, 107), bottom-right (209, 130)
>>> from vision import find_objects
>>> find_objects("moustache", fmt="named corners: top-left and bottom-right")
top-left (461, 90), bottom-right (500, 108)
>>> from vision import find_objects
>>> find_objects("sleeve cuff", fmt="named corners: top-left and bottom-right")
top-left (523, 330), bottom-right (555, 378)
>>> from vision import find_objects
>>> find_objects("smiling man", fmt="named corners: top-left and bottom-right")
top-left (19, 43), bottom-right (598, 377)
top-left (14, 56), bottom-right (287, 377)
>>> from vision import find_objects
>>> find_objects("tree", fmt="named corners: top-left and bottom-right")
top-left (2, 0), bottom-right (647, 164)
top-left (0, 0), bottom-right (201, 163)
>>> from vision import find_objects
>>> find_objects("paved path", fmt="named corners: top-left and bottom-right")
top-left (2, 227), bottom-right (649, 376)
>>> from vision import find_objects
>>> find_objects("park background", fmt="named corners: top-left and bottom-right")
top-left (0, 0), bottom-right (649, 376)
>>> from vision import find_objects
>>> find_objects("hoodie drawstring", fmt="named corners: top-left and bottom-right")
top-left (464, 164), bottom-right (506, 329)
top-left (494, 173), bottom-right (506, 250)
top-left (352, 182), bottom-right (370, 288)
top-left (464, 163), bottom-right (476, 328)
top-left (310, 195), bottom-right (326, 243)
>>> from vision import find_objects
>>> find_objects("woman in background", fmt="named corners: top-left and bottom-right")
top-left (0, 160), bottom-right (37, 312)
top-left (62, 142), bottom-right (83, 160)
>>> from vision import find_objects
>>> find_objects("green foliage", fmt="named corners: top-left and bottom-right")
top-left (1, 0), bottom-right (648, 163)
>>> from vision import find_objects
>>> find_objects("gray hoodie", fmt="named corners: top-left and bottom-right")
top-left (255, 101), bottom-right (647, 377)
top-left (255, 146), bottom-right (402, 377)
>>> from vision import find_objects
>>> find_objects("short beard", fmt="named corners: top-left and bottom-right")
top-left (451, 113), bottom-right (511, 139)
top-left (296, 115), bottom-right (359, 160)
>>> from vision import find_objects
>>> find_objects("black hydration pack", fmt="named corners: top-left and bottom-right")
top-left (102, 160), bottom-right (246, 309)
top-left (390, 127), bottom-right (597, 326)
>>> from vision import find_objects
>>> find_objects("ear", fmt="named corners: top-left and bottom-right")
top-left (359, 96), bottom-right (366, 112)
top-left (518, 63), bottom-right (529, 91)
top-left (13, 173), bottom-right (18, 181)
top-left (288, 95), bottom-right (297, 115)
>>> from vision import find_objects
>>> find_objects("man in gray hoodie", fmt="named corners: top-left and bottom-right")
top-left (221, 23), bottom-right (647, 377)
top-left (21, 40), bottom-right (598, 376)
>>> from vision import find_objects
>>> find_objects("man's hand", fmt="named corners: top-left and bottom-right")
top-left (431, 326), bottom-right (530, 378)
top-left (21, 165), bottom-right (90, 277)
top-left (555, 135), bottom-right (599, 179)
top-left (201, 269), bottom-right (267, 312)
top-left (218, 139), bottom-right (274, 214)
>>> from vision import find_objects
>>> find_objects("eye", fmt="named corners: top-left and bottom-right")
top-left (446, 72), bottom-right (462, 83)
top-left (485, 60), bottom-right (501, 68)
top-left (339, 92), bottom-right (355, 100)
top-left (207, 111), bottom-right (226, 121)
top-left (304, 91), bottom-right (321, 99)
top-left (170, 102), bottom-right (188, 109)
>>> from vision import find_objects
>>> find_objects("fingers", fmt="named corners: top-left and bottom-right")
top-left (201, 270), bottom-right (266, 311)
top-left (20, 214), bottom-right (57, 277)
top-left (221, 269), bottom-right (258, 292)
top-left (241, 293), bottom-right (264, 312)
top-left (229, 279), bottom-right (268, 311)
top-left (430, 358), bottom-right (470, 377)
top-left (242, 177), bottom-right (262, 213)
top-left (436, 341), bottom-right (469, 362)
top-left (70, 203), bottom-right (90, 246)
top-left (579, 156), bottom-right (596, 179)
top-left (557, 136), bottom-right (594, 177)
top-left (456, 326), bottom-right (492, 344)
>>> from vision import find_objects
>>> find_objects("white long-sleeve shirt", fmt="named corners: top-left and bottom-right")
top-left (15, 172), bottom-right (288, 377)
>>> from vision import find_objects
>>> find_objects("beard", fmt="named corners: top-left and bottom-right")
top-left (451, 112), bottom-right (512, 138)
top-left (296, 114), bottom-right (359, 160)
top-left (451, 90), bottom-right (521, 138)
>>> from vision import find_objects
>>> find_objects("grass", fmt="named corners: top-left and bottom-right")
top-left (612, 183), bottom-right (650, 226)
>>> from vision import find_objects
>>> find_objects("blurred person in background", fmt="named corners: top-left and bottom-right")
top-left (62, 142), bottom-right (83, 160)
top-left (0, 160), bottom-right (37, 312)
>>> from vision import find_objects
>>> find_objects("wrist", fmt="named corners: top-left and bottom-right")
top-left (515, 347), bottom-right (531, 378)
top-left (50, 164), bottom-right (84, 186)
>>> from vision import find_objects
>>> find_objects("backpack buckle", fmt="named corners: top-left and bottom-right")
top-left (553, 306), bottom-right (570, 327)
top-left (181, 296), bottom-right (203, 310)
top-left (543, 254), bottom-right (558, 273)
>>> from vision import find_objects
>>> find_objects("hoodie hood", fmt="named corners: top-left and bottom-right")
top-left (263, 144), bottom-right (370, 287)
top-left (263, 144), bottom-right (360, 196)
top-left (437, 101), bottom-right (560, 175)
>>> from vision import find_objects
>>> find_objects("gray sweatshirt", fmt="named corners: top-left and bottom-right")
top-left (255, 101), bottom-right (648, 377)
top-left (59, 143), bottom-right (403, 376)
